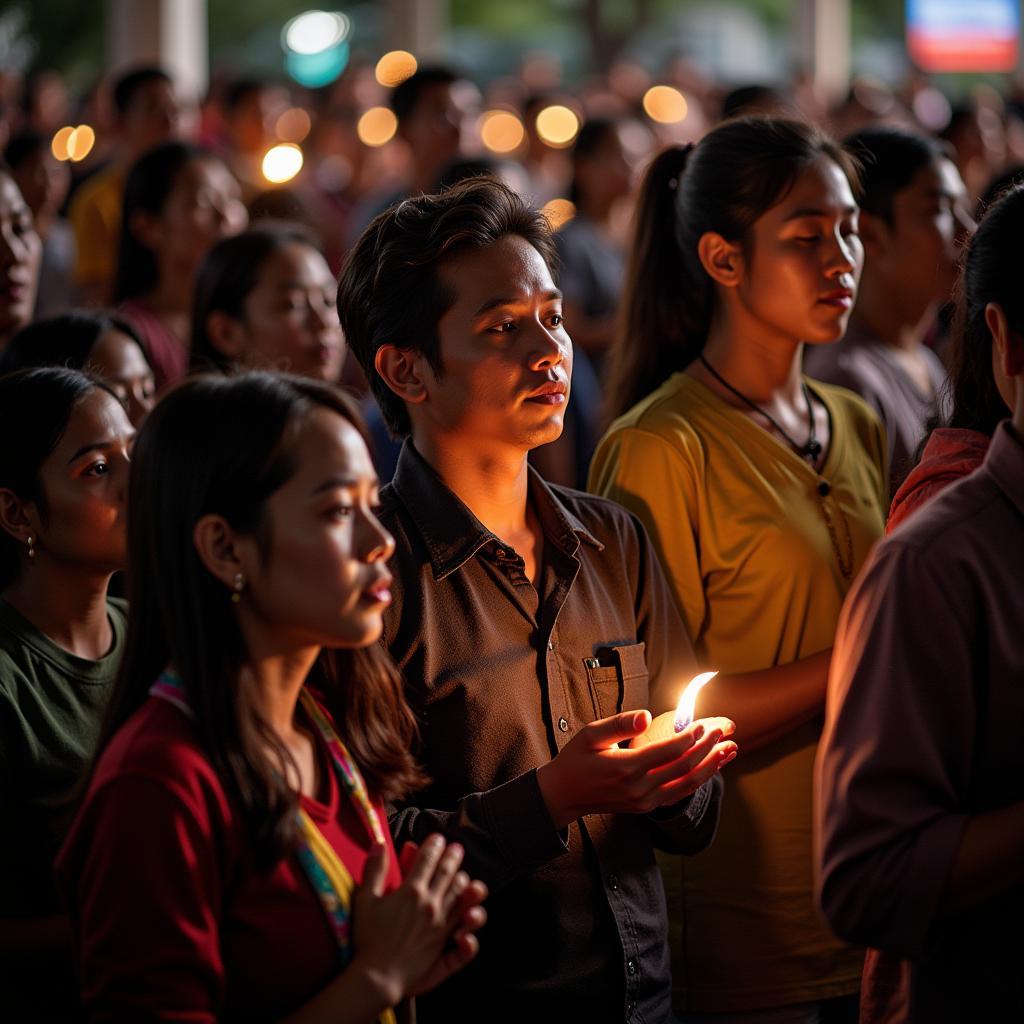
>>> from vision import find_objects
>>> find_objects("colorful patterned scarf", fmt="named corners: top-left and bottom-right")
top-left (150, 670), bottom-right (398, 1024)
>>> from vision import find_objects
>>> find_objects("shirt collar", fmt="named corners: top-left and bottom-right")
top-left (391, 440), bottom-right (603, 582)
top-left (983, 420), bottom-right (1024, 516)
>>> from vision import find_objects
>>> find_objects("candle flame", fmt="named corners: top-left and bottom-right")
top-left (674, 671), bottom-right (718, 732)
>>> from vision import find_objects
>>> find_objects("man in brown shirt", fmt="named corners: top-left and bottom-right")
top-left (815, 280), bottom-right (1024, 1020)
top-left (337, 178), bottom-right (737, 1023)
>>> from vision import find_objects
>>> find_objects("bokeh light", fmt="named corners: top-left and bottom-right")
top-left (535, 105), bottom-right (580, 148)
top-left (262, 143), bottom-right (304, 184)
top-left (541, 197), bottom-right (576, 231)
top-left (357, 106), bottom-right (398, 147)
top-left (276, 107), bottom-right (312, 143)
top-left (375, 50), bottom-right (418, 88)
top-left (67, 125), bottom-right (96, 162)
top-left (642, 86), bottom-right (689, 124)
top-left (480, 110), bottom-right (525, 154)
top-left (51, 126), bottom-right (74, 161)
top-left (283, 10), bottom-right (350, 55)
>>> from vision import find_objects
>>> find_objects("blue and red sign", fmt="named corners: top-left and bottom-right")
top-left (907, 0), bottom-right (1020, 72)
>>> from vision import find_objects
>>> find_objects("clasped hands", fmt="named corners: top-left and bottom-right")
top-left (537, 708), bottom-right (738, 830)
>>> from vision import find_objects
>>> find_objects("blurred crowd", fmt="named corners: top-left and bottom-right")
top-left (3, 56), bottom-right (1024, 486)
top-left (3, 43), bottom-right (1024, 1024)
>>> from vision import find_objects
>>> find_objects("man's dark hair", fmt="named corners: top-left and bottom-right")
top-left (112, 66), bottom-right (171, 116)
top-left (337, 176), bottom-right (557, 437)
top-left (844, 127), bottom-right (953, 225)
top-left (390, 65), bottom-right (459, 121)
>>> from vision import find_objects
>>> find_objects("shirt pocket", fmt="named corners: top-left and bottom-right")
top-left (583, 642), bottom-right (649, 721)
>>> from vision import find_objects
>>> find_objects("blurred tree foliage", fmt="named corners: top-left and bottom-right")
top-left (11, 0), bottom-right (909, 87)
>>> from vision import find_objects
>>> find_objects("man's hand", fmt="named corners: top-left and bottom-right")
top-left (536, 711), bottom-right (738, 829)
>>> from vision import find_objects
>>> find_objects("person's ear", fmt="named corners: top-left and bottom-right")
top-left (192, 514), bottom-right (257, 595)
top-left (204, 310), bottom-right (248, 361)
top-left (697, 231), bottom-right (744, 288)
top-left (374, 345), bottom-right (430, 407)
top-left (0, 489), bottom-right (38, 547)
top-left (985, 302), bottom-right (1024, 377)
top-left (985, 302), bottom-right (1018, 412)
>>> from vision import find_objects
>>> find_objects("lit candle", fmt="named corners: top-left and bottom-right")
top-left (632, 671), bottom-right (718, 748)
top-left (673, 671), bottom-right (718, 732)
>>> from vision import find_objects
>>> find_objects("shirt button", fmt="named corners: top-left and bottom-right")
top-left (626, 958), bottom-right (637, 976)
top-left (608, 874), bottom-right (619, 890)
top-left (558, 716), bottom-right (569, 733)
top-left (547, 640), bottom-right (554, 651)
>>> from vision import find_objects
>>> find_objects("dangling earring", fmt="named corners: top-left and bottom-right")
top-left (231, 571), bottom-right (245, 604)
top-left (26, 535), bottom-right (35, 561)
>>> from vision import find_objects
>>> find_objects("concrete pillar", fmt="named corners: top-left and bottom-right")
top-left (106, 0), bottom-right (208, 103)
top-left (384, 0), bottom-right (449, 59)
top-left (795, 0), bottom-right (851, 105)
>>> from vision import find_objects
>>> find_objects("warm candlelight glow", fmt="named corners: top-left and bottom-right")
top-left (375, 50), bottom-right (418, 88)
top-left (534, 104), bottom-right (580, 148)
top-left (357, 106), bottom-right (398, 147)
top-left (643, 85), bottom-right (689, 124)
top-left (51, 126), bottom-right (74, 161)
top-left (480, 110), bottom-right (525, 154)
top-left (262, 143), bottom-right (304, 184)
top-left (673, 671), bottom-right (718, 732)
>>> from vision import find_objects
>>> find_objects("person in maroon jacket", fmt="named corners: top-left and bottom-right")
top-left (58, 373), bottom-right (486, 1023)
top-left (816, 184), bottom-right (1024, 1022)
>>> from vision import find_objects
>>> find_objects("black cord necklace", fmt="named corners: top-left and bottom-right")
top-left (699, 355), bottom-right (822, 463)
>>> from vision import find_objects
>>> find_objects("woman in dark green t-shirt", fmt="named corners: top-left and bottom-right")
top-left (0, 366), bottom-right (133, 1017)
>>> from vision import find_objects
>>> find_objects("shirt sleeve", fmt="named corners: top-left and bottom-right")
top-left (647, 774), bottom-right (724, 855)
top-left (589, 425), bottom-right (708, 659)
top-left (388, 769), bottom-right (569, 892)
top-left (815, 539), bottom-right (972, 959)
top-left (63, 776), bottom-right (228, 1022)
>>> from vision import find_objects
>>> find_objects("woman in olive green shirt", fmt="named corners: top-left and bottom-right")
top-left (0, 367), bottom-right (133, 1018)
top-left (590, 118), bottom-right (886, 1022)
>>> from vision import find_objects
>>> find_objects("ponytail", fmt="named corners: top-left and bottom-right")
top-left (606, 144), bottom-right (704, 420)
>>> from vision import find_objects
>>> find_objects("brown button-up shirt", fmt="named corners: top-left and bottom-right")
top-left (816, 421), bottom-right (1024, 1022)
top-left (381, 442), bottom-right (723, 1024)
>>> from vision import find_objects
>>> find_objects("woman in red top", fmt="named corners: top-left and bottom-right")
top-left (58, 372), bottom-right (486, 1023)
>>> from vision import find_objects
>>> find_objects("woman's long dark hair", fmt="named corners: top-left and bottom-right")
top-left (190, 222), bottom-right (320, 374)
top-left (100, 372), bottom-right (425, 867)
top-left (0, 367), bottom-right (116, 588)
top-left (943, 183), bottom-right (1024, 435)
top-left (0, 309), bottom-right (148, 375)
top-left (606, 116), bottom-right (858, 420)
top-left (113, 141), bottom-right (209, 303)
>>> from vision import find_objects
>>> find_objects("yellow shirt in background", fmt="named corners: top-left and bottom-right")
top-left (68, 164), bottom-right (126, 297)
top-left (589, 371), bottom-right (886, 1013)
